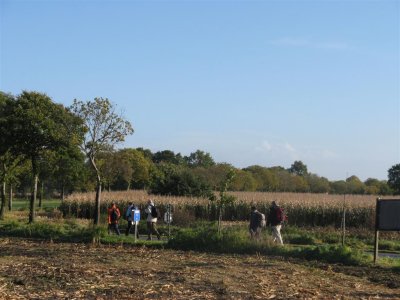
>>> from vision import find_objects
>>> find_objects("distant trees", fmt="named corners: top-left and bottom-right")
top-left (388, 164), bottom-right (400, 194)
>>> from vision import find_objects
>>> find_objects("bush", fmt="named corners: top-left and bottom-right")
top-left (293, 244), bottom-right (366, 265)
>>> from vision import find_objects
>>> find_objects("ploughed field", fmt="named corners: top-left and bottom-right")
top-left (0, 238), bottom-right (399, 299)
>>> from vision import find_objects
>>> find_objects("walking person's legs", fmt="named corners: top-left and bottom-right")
top-left (126, 221), bottom-right (132, 236)
top-left (151, 222), bottom-right (161, 240)
top-left (113, 223), bottom-right (121, 236)
top-left (272, 225), bottom-right (283, 245)
top-left (147, 221), bottom-right (152, 240)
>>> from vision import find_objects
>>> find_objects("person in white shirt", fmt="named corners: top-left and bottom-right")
top-left (145, 199), bottom-right (161, 240)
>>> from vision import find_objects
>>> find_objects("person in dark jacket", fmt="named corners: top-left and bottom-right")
top-left (267, 201), bottom-right (284, 245)
top-left (108, 202), bottom-right (121, 235)
top-left (249, 206), bottom-right (263, 239)
top-left (125, 202), bottom-right (140, 238)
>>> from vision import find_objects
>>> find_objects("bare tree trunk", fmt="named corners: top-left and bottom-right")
top-left (61, 185), bottom-right (65, 201)
top-left (8, 185), bottom-right (12, 211)
top-left (90, 156), bottom-right (102, 226)
top-left (94, 179), bottom-right (101, 225)
top-left (218, 205), bottom-right (222, 235)
top-left (0, 180), bottom-right (6, 219)
top-left (29, 158), bottom-right (38, 224)
top-left (38, 180), bottom-right (43, 208)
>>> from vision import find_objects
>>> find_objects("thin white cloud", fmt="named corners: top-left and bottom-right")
top-left (284, 142), bottom-right (296, 153)
top-left (255, 140), bottom-right (337, 162)
top-left (270, 37), bottom-right (349, 50)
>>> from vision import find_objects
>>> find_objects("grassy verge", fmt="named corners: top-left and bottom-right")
top-left (0, 213), bottom-right (399, 267)
top-left (166, 222), bottom-right (369, 266)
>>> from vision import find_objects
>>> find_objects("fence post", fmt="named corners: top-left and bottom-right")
top-left (374, 197), bottom-right (380, 263)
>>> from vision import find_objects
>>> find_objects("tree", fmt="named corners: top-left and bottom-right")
top-left (229, 169), bottom-right (257, 191)
top-left (70, 98), bottom-right (133, 225)
top-left (244, 165), bottom-right (278, 191)
top-left (5, 91), bottom-right (83, 223)
top-left (150, 163), bottom-right (213, 198)
top-left (388, 164), bottom-right (400, 194)
top-left (346, 175), bottom-right (365, 194)
top-left (306, 174), bottom-right (330, 193)
top-left (330, 180), bottom-right (347, 194)
top-left (289, 161), bottom-right (308, 177)
top-left (210, 168), bottom-right (236, 235)
top-left (153, 150), bottom-right (185, 165)
top-left (51, 145), bottom-right (87, 200)
top-left (118, 149), bottom-right (153, 189)
top-left (184, 150), bottom-right (215, 168)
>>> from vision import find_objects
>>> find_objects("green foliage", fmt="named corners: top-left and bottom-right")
top-left (294, 244), bottom-right (366, 265)
top-left (388, 164), bottom-right (400, 194)
top-left (9, 91), bottom-right (83, 158)
top-left (346, 176), bottom-right (365, 194)
top-left (70, 97), bottom-right (134, 225)
top-left (306, 174), bottom-right (330, 193)
top-left (152, 150), bottom-right (185, 165)
top-left (289, 160), bottom-right (308, 177)
top-left (150, 163), bottom-right (213, 198)
top-left (167, 224), bottom-right (367, 265)
top-left (0, 218), bottom-right (107, 242)
top-left (184, 150), bottom-right (215, 168)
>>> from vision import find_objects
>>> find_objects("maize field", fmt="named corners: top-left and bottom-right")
top-left (59, 190), bottom-right (393, 229)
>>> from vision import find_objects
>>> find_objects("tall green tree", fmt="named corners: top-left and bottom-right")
top-left (117, 148), bottom-right (153, 189)
top-left (5, 91), bottom-right (83, 223)
top-left (289, 160), bottom-right (308, 177)
top-left (70, 98), bottom-right (133, 225)
top-left (388, 164), bottom-right (400, 194)
top-left (185, 150), bottom-right (215, 168)
top-left (51, 146), bottom-right (87, 200)
top-left (346, 175), bottom-right (365, 194)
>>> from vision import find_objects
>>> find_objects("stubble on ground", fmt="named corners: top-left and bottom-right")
top-left (0, 238), bottom-right (399, 300)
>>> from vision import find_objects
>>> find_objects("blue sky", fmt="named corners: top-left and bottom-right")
top-left (1, 0), bottom-right (399, 181)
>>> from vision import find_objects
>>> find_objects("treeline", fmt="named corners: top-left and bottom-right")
top-left (65, 148), bottom-right (393, 197)
top-left (0, 91), bottom-right (398, 222)
top-left (4, 146), bottom-right (395, 200)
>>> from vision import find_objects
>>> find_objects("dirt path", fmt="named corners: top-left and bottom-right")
top-left (0, 238), bottom-right (399, 299)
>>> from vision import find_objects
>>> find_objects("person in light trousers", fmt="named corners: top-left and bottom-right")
top-left (267, 201), bottom-right (284, 245)
top-left (145, 199), bottom-right (161, 240)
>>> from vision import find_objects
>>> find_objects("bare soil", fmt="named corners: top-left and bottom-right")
top-left (0, 238), bottom-right (399, 299)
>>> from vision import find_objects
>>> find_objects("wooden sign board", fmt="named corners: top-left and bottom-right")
top-left (376, 199), bottom-right (400, 231)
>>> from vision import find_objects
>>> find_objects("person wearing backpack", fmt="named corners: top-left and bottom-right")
top-left (108, 202), bottom-right (121, 235)
top-left (249, 206), bottom-right (265, 239)
top-left (144, 199), bottom-right (160, 240)
top-left (125, 202), bottom-right (140, 238)
top-left (267, 201), bottom-right (284, 245)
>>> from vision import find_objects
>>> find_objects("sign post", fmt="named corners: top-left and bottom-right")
top-left (133, 209), bottom-right (140, 243)
top-left (164, 204), bottom-right (173, 240)
top-left (374, 198), bottom-right (400, 263)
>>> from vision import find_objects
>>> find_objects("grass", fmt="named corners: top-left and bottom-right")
top-left (0, 204), bottom-right (399, 267)
top-left (166, 222), bottom-right (370, 266)
top-left (12, 198), bottom-right (61, 211)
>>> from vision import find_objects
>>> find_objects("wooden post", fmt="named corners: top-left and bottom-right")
top-left (374, 197), bottom-right (380, 264)
top-left (134, 222), bottom-right (137, 243)
top-left (374, 229), bottom-right (379, 263)
top-left (342, 193), bottom-right (346, 246)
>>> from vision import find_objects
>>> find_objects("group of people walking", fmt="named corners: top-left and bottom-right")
top-left (108, 199), bottom-right (286, 244)
top-left (249, 201), bottom-right (286, 245)
top-left (107, 199), bottom-right (161, 240)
